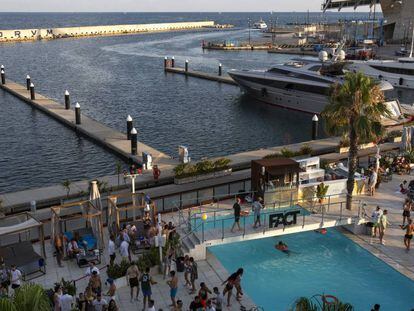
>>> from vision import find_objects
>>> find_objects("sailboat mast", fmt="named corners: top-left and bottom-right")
top-left (410, 24), bottom-right (414, 58)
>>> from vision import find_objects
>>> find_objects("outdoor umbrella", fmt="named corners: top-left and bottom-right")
top-left (89, 180), bottom-right (103, 250)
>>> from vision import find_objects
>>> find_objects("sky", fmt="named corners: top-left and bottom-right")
top-left (0, 0), bottom-right (373, 12)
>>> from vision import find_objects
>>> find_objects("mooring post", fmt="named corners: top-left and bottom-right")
top-left (75, 102), bottom-right (81, 124)
top-left (171, 56), bottom-right (175, 68)
top-left (64, 90), bottom-right (70, 110)
top-left (164, 57), bottom-right (168, 70)
top-left (30, 83), bottom-right (35, 100)
top-left (218, 63), bottom-right (222, 76)
top-left (0, 69), bottom-right (5, 85)
top-left (185, 59), bottom-right (189, 72)
top-left (312, 114), bottom-right (319, 140)
top-left (127, 115), bottom-right (133, 140)
top-left (26, 75), bottom-right (31, 90)
top-left (131, 127), bottom-right (138, 155)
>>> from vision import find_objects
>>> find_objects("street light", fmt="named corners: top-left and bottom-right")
top-left (248, 18), bottom-right (251, 46)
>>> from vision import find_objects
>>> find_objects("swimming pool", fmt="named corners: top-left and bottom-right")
top-left (209, 229), bottom-right (414, 310)
top-left (191, 206), bottom-right (310, 232)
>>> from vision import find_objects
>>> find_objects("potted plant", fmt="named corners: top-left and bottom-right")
top-left (61, 180), bottom-right (71, 198)
top-left (316, 182), bottom-right (329, 203)
top-left (174, 158), bottom-right (231, 184)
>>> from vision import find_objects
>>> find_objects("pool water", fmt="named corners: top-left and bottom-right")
top-left (209, 229), bottom-right (414, 310)
top-left (192, 206), bottom-right (310, 232)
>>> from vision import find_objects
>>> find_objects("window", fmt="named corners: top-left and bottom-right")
top-left (370, 65), bottom-right (414, 76)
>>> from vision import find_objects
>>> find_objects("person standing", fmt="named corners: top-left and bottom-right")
top-left (54, 233), bottom-right (64, 268)
top-left (59, 289), bottom-right (74, 311)
top-left (126, 262), bottom-right (140, 302)
top-left (119, 235), bottom-right (130, 262)
top-left (85, 262), bottom-right (99, 276)
top-left (108, 235), bottom-right (116, 266)
top-left (402, 199), bottom-right (411, 226)
top-left (105, 278), bottom-right (117, 301)
top-left (147, 299), bottom-right (156, 311)
top-left (205, 299), bottom-right (216, 311)
top-left (379, 210), bottom-right (389, 245)
top-left (92, 293), bottom-right (108, 311)
top-left (0, 263), bottom-right (10, 296)
top-left (368, 169), bottom-right (378, 196)
top-left (153, 165), bottom-right (161, 182)
top-left (140, 267), bottom-right (157, 310)
top-left (10, 265), bottom-right (22, 291)
top-left (401, 219), bottom-right (414, 250)
top-left (212, 287), bottom-right (223, 311)
top-left (252, 197), bottom-right (263, 229)
top-left (189, 257), bottom-right (198, 294)
top-left (371, 206), bottom-right (383, 237)
top-left (167, 270), bottom-right (178, 308)
top-left (231, 197), bottom-right (242, 233)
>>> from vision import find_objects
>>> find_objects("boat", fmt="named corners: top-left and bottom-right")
top-left (347, 27), bottom-right (414, 89)
top-left (228, 57), bottom-right (403, 123)
top-left (253, 19), bottom-right (267, 30)
top-left (347, 58), bottom-right (414, 89)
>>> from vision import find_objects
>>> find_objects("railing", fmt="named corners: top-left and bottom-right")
top-left (171, 190), bottom-right (256, 231)
top-left (186, 194), bottom-right (364, 244)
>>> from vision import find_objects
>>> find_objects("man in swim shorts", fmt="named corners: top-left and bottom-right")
top-left (167, 270), bottom-right (178, 308)
top-left (401, 218), bottom-right (414, 250)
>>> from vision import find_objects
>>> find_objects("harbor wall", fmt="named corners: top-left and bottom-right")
top-left (0, 21), bottom-right (215, 42)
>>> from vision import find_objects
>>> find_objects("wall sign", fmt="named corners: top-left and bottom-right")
top-left (269, 210), bottom-right (301, 228)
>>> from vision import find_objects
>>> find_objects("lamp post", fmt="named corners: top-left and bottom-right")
top-left (248, 18), bottom-right (251, 46)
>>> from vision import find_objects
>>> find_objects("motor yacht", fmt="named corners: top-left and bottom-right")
top-left (253, 19), bottom-right (267, 30)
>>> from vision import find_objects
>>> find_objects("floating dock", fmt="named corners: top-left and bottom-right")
top-left (165, 66), bottom-right (237, 85)
top-left (0, 21), bottom-right (215, 43)
top-left (0, 79), bottom-right (178, 170)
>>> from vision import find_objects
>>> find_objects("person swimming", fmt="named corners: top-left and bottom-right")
top-left (275, 241), bottom-right (291, 255)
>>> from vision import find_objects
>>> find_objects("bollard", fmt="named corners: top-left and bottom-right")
top-left (164, 57), bottom-right (168, 70)
top-left (64, 90), bottom-right (70, 110)
top-left (171, 56), bottom-right (175, 68)
top-left (26, 75), bottom-right (31, 90)
top-left (126, 115), bottom-right (133, 140)
top-left (185, 60), bottom-right (189, 72)
top-left (75, 102), bottom-right (81, 124)
top-left (218, 63), bottom-right (222, 76)
top-left (312, 114), bottom-right (319, 140)
top-left (0, 70), bottom-right (5, 85)
top-left (0, 65), bottom-right (4, 71)
top-left (30, 83), bottom-right (35, 100)
top-left (131, 127), bottom-right (138, 155)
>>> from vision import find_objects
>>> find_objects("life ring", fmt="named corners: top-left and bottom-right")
top-left (322, 295), bottom-right (338, 305)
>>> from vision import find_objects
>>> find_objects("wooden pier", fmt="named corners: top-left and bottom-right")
top-left (165, 66), bottom-right (237, 85)
top-left (0, 80), bottom-right (178, 170)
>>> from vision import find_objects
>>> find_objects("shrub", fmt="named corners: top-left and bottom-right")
top-left (299, 145), bottom-right (313, 155)
top-left (174, 158), bottom-right (231, 179)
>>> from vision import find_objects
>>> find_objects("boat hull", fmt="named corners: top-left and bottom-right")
top-left (229, 73), bottom-right (328, 114)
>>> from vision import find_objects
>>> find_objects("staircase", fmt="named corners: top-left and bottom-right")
top-left (177, 227), bottom-right (206, 261)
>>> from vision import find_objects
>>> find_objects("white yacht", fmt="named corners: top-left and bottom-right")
top-left (348, 28), bottom-right (414, 89)
top-left (228, 59), bottom-right (403, 123)
top-left (348, 57), bottom-right (414, 89)
top-left (253, 19), bottom-right (267, 30)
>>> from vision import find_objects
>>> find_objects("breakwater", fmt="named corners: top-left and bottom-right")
top-left (0, 21), bottom-right (215, 42)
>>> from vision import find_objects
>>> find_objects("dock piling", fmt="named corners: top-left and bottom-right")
top-left (218, 63), bottom-right (222, 76)
top-left (64, 90), bottom-right (70, 110)
top-left (312, 114), bottom-right (319, 140)
top-left (29, 83), bottom-right (35, 100)
top-left (126, 115), bottom-right (133, 140)
top-left (164, 57), bottom-right (168, 70)
top-left (131, 127), bottom-right (138, 155)
top-left (1, 69), bottom-right (5, 85)
top-left (185, 60), bottom-right (189, 73)
top-left (171, 56), bottom-right (175, 68)
top-left (26, 75), bottom-right (31, 90)
top-left (75, 102), bottom-right (81, 124)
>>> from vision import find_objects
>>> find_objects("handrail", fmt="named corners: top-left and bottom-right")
top-left (71, 264), bottom-right (108, 291)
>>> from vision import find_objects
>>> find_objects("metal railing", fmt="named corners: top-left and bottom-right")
top-left (186, 194), bottom-right (364, 244)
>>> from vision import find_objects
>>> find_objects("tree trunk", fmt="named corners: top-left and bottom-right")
top-left (346, 124), bottom-right (358, 210)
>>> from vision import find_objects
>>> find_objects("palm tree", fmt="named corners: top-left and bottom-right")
top-left (61, 179), bottom-right (72, 198)
top-left (322, 72), bottom-right (389, 210)
top-left (0, 283), bottom-right (51, 311)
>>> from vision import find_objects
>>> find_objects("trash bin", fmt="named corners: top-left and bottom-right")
top-left (176, 256), bottom-right (185, 272)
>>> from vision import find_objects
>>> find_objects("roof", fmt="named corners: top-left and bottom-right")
top-left (252, 158), bottom-right (302, 175)
top-left (322, 0), bottom-right (380, 11)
